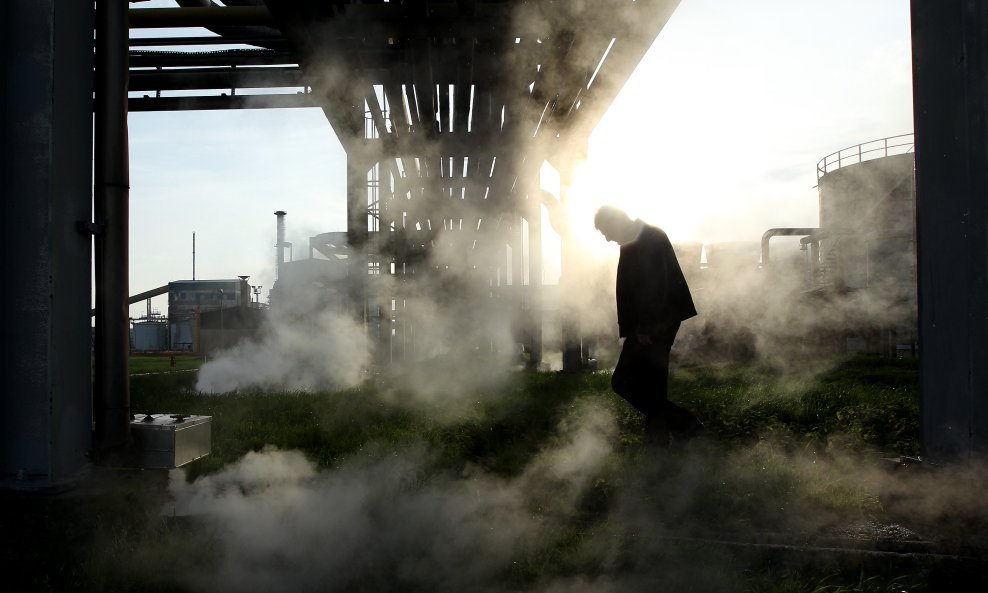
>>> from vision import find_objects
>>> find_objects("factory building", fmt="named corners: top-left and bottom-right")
top-left (168, 278), bottom-right (261, 356)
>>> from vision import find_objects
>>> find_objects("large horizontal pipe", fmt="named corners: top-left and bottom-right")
top-left (128, 93), bottom-right (319, 111)
top-left (129, 35), bottom-right (289, 48)
top-left (129, 6), bottom-right (273, 29)
top-left (128, 285), bottom-right (170, 305)
top-left (129, 50), bottom-right (297, 68)
top-left (760, 228), bottom-right (820, 264)
top-left (128, 66), bottom-right (304, 92)
top-left (90, 285), bottom-right (169, 317)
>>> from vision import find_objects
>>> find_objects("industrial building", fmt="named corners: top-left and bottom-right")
top-left (125, 278), bottom-right (264, 355)
top-left (168, 278), bottom-right (259, 354)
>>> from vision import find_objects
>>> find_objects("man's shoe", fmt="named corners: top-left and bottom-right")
top-left (671, 418), bottom-right (704, 443)
top-left (644, 416), bottom-right (670, 449)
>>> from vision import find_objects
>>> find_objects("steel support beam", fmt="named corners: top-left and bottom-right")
top-left (128, 6), bottom-right (273, 29)
top-left (129, 93), bottom-right (319, 112)
top-left (526, 198), bottom-right (543, 369)
top-left (347, 155), bottom-right (371, 325)
top-left (912, 0), bottom-right (988, 460)
top-left (128, 66), bottom-right (305, 93)
top-left (556, 161), bottom-right (585, 372)
top-left (93, 0), bottom-right (131, 455)
top-left (1, 0), bottom-right (94, 486)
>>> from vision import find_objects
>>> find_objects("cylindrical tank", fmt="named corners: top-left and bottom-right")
top-left (815, 137), bottom-right (917, 356)
top-left (817, 151), bottom-right (915, 292)
top-left (819, 152), bottom-right (915, 232)
top-left (132, 321), bottom-right (169, 351)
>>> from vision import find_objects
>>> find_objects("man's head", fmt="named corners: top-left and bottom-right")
top-left (594, 205), bottom-right (639, 245)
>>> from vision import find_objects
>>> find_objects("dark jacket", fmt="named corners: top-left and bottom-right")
top-left (616, 222), bottom-right (697, 338)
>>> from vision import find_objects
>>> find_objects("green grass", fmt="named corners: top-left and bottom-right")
top-left (676, 356), bottom-right (920, 455)
top-left (7, 355), bottom-right (976, 593)
top-left (128, 354), bottom-right (204, 375)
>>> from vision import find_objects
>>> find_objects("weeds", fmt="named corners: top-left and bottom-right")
top-left (5, 355), bottom-right (964, 593)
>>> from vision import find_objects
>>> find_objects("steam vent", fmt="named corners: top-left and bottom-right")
top-left (131, 0), bottom-right (680, 365)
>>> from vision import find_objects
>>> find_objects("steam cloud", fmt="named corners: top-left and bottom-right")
top-left (196, 306), bottom-right (370, 393)
top-left (168, 400), bottom-right (618, 593)
top-left (179, 2), bottom-right (928, 587)
top-left (165, 414), bottom-right (988, 592)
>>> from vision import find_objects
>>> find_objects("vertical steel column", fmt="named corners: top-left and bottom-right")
top-left (526, 199), bottom-right (543, 369)
top-left (93, 0), bottom-right (131, 454)
top-left (346, 154), bottom-right (370, 324)
top-left (912, 0), bottom-right (988, 460)
top-left (559, 163), bottom-right (583, 371)
top-left (1, 0), bottom-right (95, 485)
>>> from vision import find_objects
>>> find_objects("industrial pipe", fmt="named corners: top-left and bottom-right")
top-left (128, 6), bottom-right (273, 29)
top-left (94, 0), bottom-right (131, 454)
top-left (760, 228), bottom-right (820, 265)
top-left (89, 285), bottom-right (170, 317)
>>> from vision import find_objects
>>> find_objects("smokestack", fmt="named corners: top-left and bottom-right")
top-left (275, 210), bottom-right (286, 280)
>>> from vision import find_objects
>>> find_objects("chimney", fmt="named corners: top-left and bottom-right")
top-left (274, 210), bottom-right (287, 280)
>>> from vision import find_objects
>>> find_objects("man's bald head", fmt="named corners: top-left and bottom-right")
top-left (595, 205), bottom-right (640, 245)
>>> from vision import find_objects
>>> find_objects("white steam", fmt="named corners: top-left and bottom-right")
top-left (168, 401), bottom-right (619, 593)
top-left (196, 307), bottom-right (370, 393)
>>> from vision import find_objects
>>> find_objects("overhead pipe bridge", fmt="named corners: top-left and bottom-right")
top-left (125, 0), bottom-right (681, 368)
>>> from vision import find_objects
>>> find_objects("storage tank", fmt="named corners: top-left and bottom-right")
top-left (816, 135), bottom-right (915, 293)
top-left (132, 320), bottom-right (169, 352)
top-left (815, 134), bottom-right (917, 354)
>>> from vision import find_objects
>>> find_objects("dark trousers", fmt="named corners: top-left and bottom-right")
top-left (611, 322), bottom-right (699, 436)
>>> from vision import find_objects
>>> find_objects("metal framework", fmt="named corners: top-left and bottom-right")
top-left (128, 0), bottom-right (680, 365)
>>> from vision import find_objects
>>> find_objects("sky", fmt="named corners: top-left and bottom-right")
top-left (126, 0), bottom-right (913, 318)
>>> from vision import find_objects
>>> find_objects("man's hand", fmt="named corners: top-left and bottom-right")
top-left (636, 334), bottom-right (653, 345)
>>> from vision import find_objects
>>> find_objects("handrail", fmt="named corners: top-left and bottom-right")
top-left (816, 133), bottom-right (914, 181)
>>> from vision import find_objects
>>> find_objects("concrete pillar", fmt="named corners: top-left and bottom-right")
top-left (912, 0), bottom-right (988, 460)
top-left (1, 0), bottom-right (95, 485)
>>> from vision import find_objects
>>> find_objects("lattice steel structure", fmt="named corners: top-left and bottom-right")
top-left (130, 0), bottom-right (680, 365)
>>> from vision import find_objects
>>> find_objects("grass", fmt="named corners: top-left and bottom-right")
top-left (128, 354), bottom-right (204, 375)
top-left (677, 357), bottom-right (921, 455)
top-left (6, 354), bottom-right (980, 592)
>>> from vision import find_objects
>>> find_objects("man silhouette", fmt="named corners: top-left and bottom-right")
top-left (594, 205), bottom-right (703, 447)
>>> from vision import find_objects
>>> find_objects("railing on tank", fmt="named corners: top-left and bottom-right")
top-left (816, 133), bottom-right (914, 181)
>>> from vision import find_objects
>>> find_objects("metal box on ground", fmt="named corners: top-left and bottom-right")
top-left (131, 414), bottom-right (212, 469)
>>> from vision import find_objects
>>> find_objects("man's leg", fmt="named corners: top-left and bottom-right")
top-left (611, 338), bottom-right (654, 415)
top-left (612, 338), bottom-right (671, 446)
top-left (615, 337), bottom-right (681, 446)
top-left (647, 323), bottom-right (704, 441)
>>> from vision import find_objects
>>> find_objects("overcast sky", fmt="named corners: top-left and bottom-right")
top-left (126, 0), bottom-right (912, 317)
